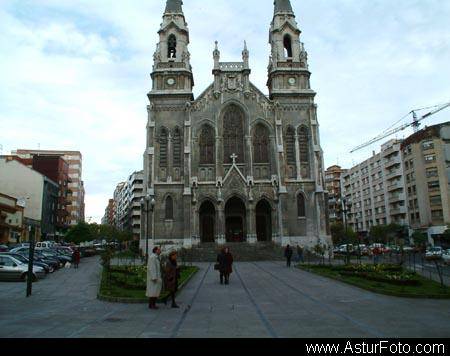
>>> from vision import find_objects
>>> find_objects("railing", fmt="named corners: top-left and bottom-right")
top-left (219, 62), bottom-right (244, 71)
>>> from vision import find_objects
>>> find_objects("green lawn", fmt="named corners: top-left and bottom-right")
top-left (99, 265), bottom-right (199, 302)
top-left (299, 264), bottom-right (450, 299)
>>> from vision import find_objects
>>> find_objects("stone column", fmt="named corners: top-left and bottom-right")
top-left (216, 204), bottom-right (226, 245)
top-left (295, 134), bottom-right (301, 180)
top-left (247, 203), bottom-right (257, 244)
top-left (246, 135), bottom-right (253, 178)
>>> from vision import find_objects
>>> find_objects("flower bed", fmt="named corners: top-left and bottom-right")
top-left (99, 265), bottom-right (199, 303)
top-left (298, 264), bottom-right (450, 299)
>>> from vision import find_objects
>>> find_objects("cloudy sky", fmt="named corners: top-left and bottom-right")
top-left (1, 0), bottom-right (449, 223)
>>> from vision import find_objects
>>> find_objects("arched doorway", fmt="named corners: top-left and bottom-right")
top-left (199, 201), bottom-right (215, 243)
top-left (225, 197), bottom-right (246, 242)
top-left (256, 200), bottom-right (272, 242)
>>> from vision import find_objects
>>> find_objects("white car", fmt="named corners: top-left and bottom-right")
top-left (442, 250), bottom-right (450, 265)
top-left (426, 247), bottom-right (443, 258)
top-left (0, 255), bottom-right (46, 281)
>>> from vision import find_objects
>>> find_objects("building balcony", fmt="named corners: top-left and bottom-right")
top-left (382, 146), bottom-right (397, 157)
top-left (385, 170), bottom-right (402, 180)
top-left (389, 193), bottom-right (405, 203)
top-left (387, 181), bottom-right (403, 192)
top-left (390, 206), bottom-right (407, 215)
top-left (384, 156), bottom-right (401, 168)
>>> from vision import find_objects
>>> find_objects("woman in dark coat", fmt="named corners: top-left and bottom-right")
top-left (73, 248), bottom-right (81, 269)
top-left (163, 251), bottom-right (180, 308)
top-left (217, 247), bottom-right (233, 285)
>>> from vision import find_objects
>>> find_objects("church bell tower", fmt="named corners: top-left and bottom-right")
top-left (149, 0), bottom-right (194, 100)
top-left (267, 0), bottom-right (313, 100)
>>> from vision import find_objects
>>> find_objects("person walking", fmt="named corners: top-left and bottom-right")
top-left (163, 251), bottom-right (181, 308)
top-left (146, 247), bottom-right (162, 310)
top-left (285, 245), bottom-right (293, 267)
top-left (217, 247), bottom-right (233, 285)
top-left (73, 248), bottom-right (81, 269)
top-left (296, 245), bottom-right (304, 263)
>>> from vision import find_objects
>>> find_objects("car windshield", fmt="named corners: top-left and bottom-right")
top-left (431, 248), bottom-right (441, 252)
top-left (11, 254), bottom-right (27, 263)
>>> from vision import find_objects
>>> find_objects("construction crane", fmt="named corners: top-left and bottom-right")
top-left (350, 101), bottom-right (450, 153)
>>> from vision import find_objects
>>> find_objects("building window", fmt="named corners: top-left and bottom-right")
top-left (159, 127), bottom-right (168, 167)
top-left (168, 34), bottom-right (177, 59)
top-left (285, 126), bottom-right (296, 165)
top-left (298, 126), bottom-right (309, 163)
top-left (173, 127), bottom-right (182, 168)
top-left (253, 124), bottom-right (270, 163)
top-left (430, 195), bottom-right (442, 206)
top-left (428, 181), bottom-right (440, 191)
top-left (297, 194), bottom-right (306, 218)
top-left (165, 196), bottom-right (174, 220)
top-left (199, 125), bottom-right (215, 164)
top-left (424, 154), bottom-right (436, 163)
top-left (422, 140), bottom-right (434, 151)
top-left (223, 104), bottom-right (245, 164)
top-left (431, 210), bottom-right (443, 219)
top-left (426, 168), bottom-right (438, 178)
top-left (283, 34), bottom-right (293, 58)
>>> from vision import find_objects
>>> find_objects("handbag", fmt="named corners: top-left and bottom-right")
top-left (214, 263), bottom-right (220, 271)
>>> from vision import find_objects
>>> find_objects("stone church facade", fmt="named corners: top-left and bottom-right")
top-left (142, 0), bottom-right (331, 251)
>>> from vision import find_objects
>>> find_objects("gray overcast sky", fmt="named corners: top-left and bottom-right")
top-left (1, 0), bottom-right (449, 223)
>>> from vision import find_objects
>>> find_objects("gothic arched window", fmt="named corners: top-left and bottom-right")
top-left (253, 124), bottom-right (270, 164)
top-left (173, 127), bottom-right (182, 168)
top-left (223, 105), bottom-right (245, 164)
top-left (284, 34), bottom-right (293, 58)
top-left (165, 196), bottom-right (174, 220)
top-left (199, 125), bottom-right (215, 164)
top-left (297, 193), bottom-right (306, 218)
top-left (298, 126), bottom-right (309, 163)
top-left (168, 34), bottom-right (177, 59)
top-left (159, 127), bottom-right (168, 167)
top-left (285, 126), bottom-right (296, 165)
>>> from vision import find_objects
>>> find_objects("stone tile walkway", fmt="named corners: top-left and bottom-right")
top-left (1, 257), bottom-right (449, 338)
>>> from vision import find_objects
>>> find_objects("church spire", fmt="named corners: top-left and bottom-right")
top-left (164, 0), bottom-right (183, 14)
top-left (274, 0), bottom-right (293, 15)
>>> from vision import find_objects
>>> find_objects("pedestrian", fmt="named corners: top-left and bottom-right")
top-left (163, 251), bottom-right (181, 308)
top-left (217, 247), bottom-right (233, 285)
top-left (73, 248), bottom-right (81, 269)
top-left (285, 245), bottom-right (293, 267)
top-left (296, 245), bottom-right (304, 263)
top-left (146, 247), bottom-right (163, 310)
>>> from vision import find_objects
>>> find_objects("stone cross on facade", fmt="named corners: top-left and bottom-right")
top-left (230, 153), bottom-right (238, 164)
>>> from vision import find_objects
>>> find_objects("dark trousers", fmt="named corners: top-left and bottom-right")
top-left (286, 257), bottom-right (292, 267)
top-left (220, 272), bottom-right (230, 284)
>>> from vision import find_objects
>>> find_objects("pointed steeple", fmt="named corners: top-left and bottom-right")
top-left (274, 0), bottom-right (293, 15)
top-left (165, 0), bottom-right (183, 14)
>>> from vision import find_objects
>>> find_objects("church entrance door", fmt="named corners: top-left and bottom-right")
top-left (225, 197), bottom-right (246, 242)
top-left (256, 200), bottom-right (272, 242)
top-left (199, 201), bottom-right (215, 243)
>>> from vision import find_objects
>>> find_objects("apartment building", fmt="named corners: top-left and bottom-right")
top-left (102, 199), bottom-right (116, 226)
top-left (325, 165), bottom-right (348, 223)
top-left (342, 139), bottom-right (407, 234)
top-left (12, 150), bottom-right (85, 226)
top-left (0, 157), bottom-right (58, 241)
top-left (401, 122), bottom-right (450, 239)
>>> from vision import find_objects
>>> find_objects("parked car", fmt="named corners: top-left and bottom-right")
top-left (37, 249), bottom-right (71, 266)
top-left (0, 255), bottom-right (45, 281)
top-left (442, 250), bottom-right (450, 265)
top-left (370, 243), bottom-right (390, 254)
top-left (0, 253), bottom-right (50, 274)
top-left (80, 247), bottom-right (97, 257)
top-left (35, 241), bottom-right (56, 249)
top-left (0, 245), bottom-right (9, 252)
top-left (15, 249), bottom-right (59, 272)
top-left (426, 247), bottom-right (443, 259)
top-left (335, 244), bottom-right (354, 254)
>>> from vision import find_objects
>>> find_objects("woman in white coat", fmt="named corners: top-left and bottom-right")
top-left (146, 246), bottom-right (162, 310)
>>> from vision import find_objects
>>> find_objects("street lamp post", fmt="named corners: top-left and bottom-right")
top-left (141, 195), bottom-right (156, 264)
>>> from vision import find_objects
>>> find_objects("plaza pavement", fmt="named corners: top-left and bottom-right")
top-left (0, 257), bottom-right (449, 338)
